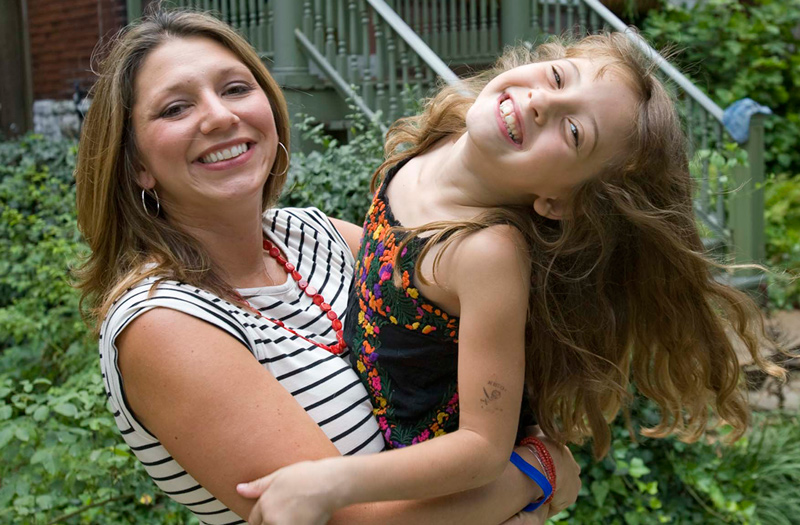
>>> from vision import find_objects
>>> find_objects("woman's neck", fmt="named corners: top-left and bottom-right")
top-left (166, 201), bottom-right (275, 288)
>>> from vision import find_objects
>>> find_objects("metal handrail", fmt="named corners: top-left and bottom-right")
top-left (294, 29), bottom-right (389, 135)
top-left (581, 0), bottom-right (723, 122)
top-left (366, 0), bottom-right (461, 87)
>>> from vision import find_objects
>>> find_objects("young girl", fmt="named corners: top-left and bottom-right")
top-left (237, 33), bottom-right (782, 523)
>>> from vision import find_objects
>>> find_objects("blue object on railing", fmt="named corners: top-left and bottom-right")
top-left (722, 98), bottom-right (772, 144)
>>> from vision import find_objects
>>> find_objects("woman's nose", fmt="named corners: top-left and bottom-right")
top-left (199, 96), bottom-right (240, 134)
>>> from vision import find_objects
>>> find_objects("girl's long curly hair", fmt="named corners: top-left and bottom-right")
top-left (376, 33), bottom-right (784, 457)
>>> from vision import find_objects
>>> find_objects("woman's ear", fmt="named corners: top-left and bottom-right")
top-left (137, 165), bottom-right (156, 191)
top-left (533, 196), bottom-right (565, 221)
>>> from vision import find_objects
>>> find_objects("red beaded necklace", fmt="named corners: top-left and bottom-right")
top-left (236, 239), bottom-right (346, 355)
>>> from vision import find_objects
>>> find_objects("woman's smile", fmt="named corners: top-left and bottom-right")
top-left (194, 141), bottom-right (256, 171)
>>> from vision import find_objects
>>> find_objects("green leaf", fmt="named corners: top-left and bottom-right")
top-left (32, 405), bottom-right (49, 422)
top-left (591, 480), bottom-right (610, 507)
top-left (14, 426), bottom-right (30, 442)
top-left (629, 457), bottom-right (651, 478)
top-left (53, 402), bottom-right (78, 418)
top-left (0, 426), bottom-right (14, 448)
top-left (0, 405), bottom-right (11, 420)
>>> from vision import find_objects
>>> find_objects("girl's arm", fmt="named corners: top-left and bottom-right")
top-left (244, 226), bottom-right (531, 521)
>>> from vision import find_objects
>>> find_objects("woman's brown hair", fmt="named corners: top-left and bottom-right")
top-left (74, 8), bottom-right (290, 330)
top-left (378, 33), bottom-right (784, 457)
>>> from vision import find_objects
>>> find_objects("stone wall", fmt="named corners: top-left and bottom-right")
top-left (33, 98), bottom-right (89, 141)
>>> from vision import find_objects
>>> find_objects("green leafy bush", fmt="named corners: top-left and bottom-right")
top-left (280, 112), bottom-right (386, 224)
top-left (764, 174), bottom-right (800, 308)
top-left (553, 403), bottom-right (800, 525)
top-left (643, 0), bottom-right (800, 177)
top-left (0, 135), bottom-right (195, 524)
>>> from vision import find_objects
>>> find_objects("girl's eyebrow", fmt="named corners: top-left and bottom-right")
top-left (564, 59), bottom-right (581, 81)
top-left (563, 59), bottom-right (599, 156)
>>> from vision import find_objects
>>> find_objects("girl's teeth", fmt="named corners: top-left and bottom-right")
top-left (500, 100), bottom-right (520, 143)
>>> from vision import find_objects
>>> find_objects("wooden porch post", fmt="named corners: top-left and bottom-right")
top-left (0, 0), bottom-right (33, 138)
top-left (729, 114), bottom-right (766, 266)
top-left (500, 0), bottom-right (531, 46)
top-left (127, 0), bottom-right (142, 22)
top-left (271, 0), bottom-right (313, 85)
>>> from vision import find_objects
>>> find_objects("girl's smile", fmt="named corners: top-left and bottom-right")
top-left (496, 94), bottom-right (523, 147)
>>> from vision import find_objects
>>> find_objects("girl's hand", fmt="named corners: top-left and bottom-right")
top-left (237, 460), bottom-right (339, 525)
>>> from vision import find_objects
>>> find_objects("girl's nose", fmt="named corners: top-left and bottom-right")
top-left (527, 89), bottom-right (547, 125)
top-left (199, 96), bottom-right (240, 134)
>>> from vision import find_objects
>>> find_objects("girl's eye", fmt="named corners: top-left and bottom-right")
top-left (569, 122), bottom-right (579, 147)
top-left (552, 66), bottom-right (562, 88)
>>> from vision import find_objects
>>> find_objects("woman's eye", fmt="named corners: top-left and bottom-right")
top-left (552, 66), bottom-right (562, 88)
top-left (160, 104), bottom-right (185, 118)
top-left (225, 83), bottom-right (253, 96)
top-left (569, 122), bottom-right (579, 147)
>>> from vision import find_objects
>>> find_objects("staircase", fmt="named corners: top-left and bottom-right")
top-left (130, 0), bottom-right (766, 272)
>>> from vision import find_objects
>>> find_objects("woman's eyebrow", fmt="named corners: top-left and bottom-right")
top-left (154, 65), bottom-right (251, 94)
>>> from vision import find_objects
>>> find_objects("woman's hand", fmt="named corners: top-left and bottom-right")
top-left (526, 426), bottom-right (581, 516)
top-left (237, 459), bottom-right (340, 525)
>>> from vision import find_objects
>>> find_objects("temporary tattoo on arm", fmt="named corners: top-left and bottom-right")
top-left (480, 380), bottom-right (506, 410)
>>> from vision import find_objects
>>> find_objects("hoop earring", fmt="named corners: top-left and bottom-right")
top-left (270, 141), bottom-right (289, 176)
top-left (141, 188), bottom-right (160, 218)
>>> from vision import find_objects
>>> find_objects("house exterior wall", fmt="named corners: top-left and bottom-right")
top-left (28, 0), bottom-right (127, 100)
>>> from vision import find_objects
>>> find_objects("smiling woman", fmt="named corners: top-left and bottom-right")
top-left (132, 37), bottom-right (276, 229)
top-left (72, 8), bottom-right (577, 525)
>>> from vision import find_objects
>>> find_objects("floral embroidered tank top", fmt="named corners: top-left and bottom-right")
top-left (344, 159), bottom-right (461, 449)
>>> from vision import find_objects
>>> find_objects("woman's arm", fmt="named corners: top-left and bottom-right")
top-left (241, 226), bottom-right (532, 521)
top-left (328, 217), bottom-right (362, 258)
top-left (116, 303), bottom-right (551, 524)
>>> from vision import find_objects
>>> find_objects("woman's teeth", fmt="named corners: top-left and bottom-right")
top-left (499, 100), bottom-right (521, 144)
top-left (200, 143), bottom-right (249, 164)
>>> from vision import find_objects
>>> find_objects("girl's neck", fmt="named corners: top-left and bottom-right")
top-left (415, 134), bottom-right (533, 213)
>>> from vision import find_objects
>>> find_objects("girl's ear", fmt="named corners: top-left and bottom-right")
top-left (533, 196), bottom-right (565, 221)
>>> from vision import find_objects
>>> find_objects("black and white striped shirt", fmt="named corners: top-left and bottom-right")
top-left (99, 208), bottom-right (385, 525)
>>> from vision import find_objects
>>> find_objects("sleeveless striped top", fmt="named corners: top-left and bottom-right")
top-left (99, 207), bottom-right (385, 525)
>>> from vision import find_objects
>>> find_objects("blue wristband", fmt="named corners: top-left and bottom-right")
top-left (510, 451), bottom-right (553, 512)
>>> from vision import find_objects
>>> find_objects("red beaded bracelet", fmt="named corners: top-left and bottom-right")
top-left (519, 437), bottom-right (556, 504)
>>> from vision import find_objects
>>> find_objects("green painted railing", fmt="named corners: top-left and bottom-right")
top-left (167, 0), bottom-right (275, 60)
top-left (126, 0), bottom-right (765, 268)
